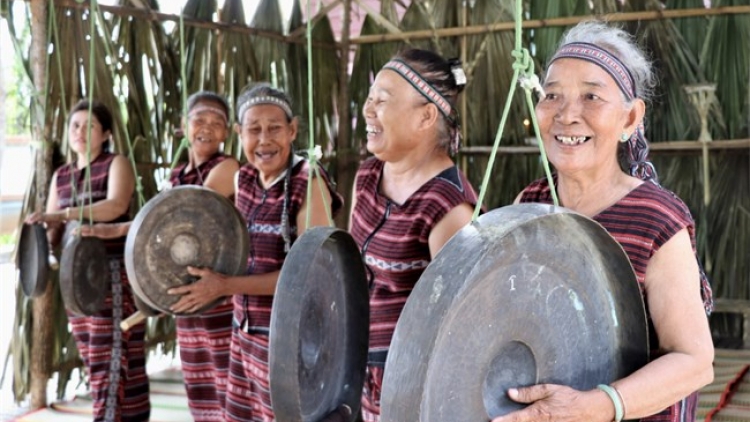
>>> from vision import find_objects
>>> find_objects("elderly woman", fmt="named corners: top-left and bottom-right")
top-left (350, 48), bottom-right (479, 421)
top-left (493, 21), bottom-right (714, 422)
top-left (80, 91), bottom-right (239, 421)
top-left (167, 83), bottom-right (343, 422)
top-left (26, 99), bottom-right (150, 422)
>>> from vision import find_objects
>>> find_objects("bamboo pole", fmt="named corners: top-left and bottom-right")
top-left (29, 0), bottom-right (53, 410)
top-left (350, 5), bottom-right (750, 44)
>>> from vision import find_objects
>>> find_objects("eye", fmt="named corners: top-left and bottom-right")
top-left (543, 93), bottom-right (558, 101)
top-left (585, 93), bottom-right (600, 101)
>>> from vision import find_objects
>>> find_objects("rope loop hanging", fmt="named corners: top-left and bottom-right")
top-left (471, 0), bottom-right (558, 221)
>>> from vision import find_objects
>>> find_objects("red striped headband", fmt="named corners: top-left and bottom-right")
top-left (383, 59), bottom-right (452, 118)
top-left (550, 42), bottom-right (636, 100)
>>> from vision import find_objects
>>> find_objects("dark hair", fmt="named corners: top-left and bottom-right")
top-left (236, 82), bottom-right (294, 124)
top-left (392, 49), bottom-right (467, 153)
top-left (186, 90), bottom-right (230, 120)
top-left (69, 99), bottom-right (114, 152)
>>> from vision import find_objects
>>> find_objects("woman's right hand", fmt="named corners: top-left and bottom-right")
top-left (25, 211), bottom-right (46, 224)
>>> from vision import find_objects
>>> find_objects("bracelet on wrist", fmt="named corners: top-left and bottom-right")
top-left (597, 384), bottom-right (624, 422)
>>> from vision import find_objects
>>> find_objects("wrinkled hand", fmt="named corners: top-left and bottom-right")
top-left (167, 266), bottom-right (226, 314)
top-left (491, 384), bottom-right (594, 422)
top-left (25, 211), bottom-right (46, 224)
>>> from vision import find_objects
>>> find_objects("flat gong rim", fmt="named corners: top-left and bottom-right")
top-left (125, 185), bottom-right (249, 315)
top-left (379, 203), bottom-right (649, 422)
top-left (59, 235), bottom-right (109, 316)
top-left (269, 226), bottom-right (369, 422)
top-left (18, 223), bottom-right (49, 298)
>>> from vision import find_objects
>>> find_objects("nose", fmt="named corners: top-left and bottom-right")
top-left (554, 98), bottom-right (582, 125)
top-left (363, 99), bottom-right (374, 117)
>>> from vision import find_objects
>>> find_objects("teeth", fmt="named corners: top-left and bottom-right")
top-left (366, 125), bottom-right (381, 134)
top-left (556, 136), bottom-right (588, 145)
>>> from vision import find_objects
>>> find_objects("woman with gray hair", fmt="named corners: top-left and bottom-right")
top-left (493, 21), bottom-right (714, 422)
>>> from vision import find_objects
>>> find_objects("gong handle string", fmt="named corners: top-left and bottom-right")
top-left (470, 0), bottom-right (558, 222)
top-left (91, 1), bottom-right (145, 209)
top-left (304, 0), bottom-right (334, 230)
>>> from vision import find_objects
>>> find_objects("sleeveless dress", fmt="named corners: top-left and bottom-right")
top-left (169, 152), bottom-right (235, 421)
top-left (224, 158), bottom-right (343, 422)
top-left (519, 177), bottom-right (714, 422)
top-left (56, 152), bottom-right (150, 422)
top-left (349, 157), bottom-right (478, 421)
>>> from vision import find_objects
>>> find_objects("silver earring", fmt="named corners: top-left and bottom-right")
top-left (620, 133), bottom-right (629, 143)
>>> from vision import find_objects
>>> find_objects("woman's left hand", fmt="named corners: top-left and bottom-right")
top-left (491, 384), bottom-right (603, 422)
top-left (167, 266), bottom-right (226, 314)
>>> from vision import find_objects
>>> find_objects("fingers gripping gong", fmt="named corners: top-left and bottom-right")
top-left (125, 186), bottom-right (249, 315)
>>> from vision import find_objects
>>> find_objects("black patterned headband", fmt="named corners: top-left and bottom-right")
top-left (549, 42), bottom-right (636, 100)
top-left (382, 59), bottom-right (452, 118)
top-left (237, 96), bottom-right (294, 122)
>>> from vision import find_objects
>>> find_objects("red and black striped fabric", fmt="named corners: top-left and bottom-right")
top-left (519, 176), bottom-right (713, 422)
top-left (170, 152), bottom-right (230, 188)
top-left (168, 153), bottom-right (235, 421)
top-left (57, 152), bottom-right (150, 422)
top-left (225, 158), bottom-right (343, 422)
top-left (349, 157), bottom-right (478, 421)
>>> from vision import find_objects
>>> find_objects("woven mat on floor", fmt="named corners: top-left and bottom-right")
top-left (698, 348), bottom-right (750, 422)
top-left (10, 368), bottom-right (190, 422)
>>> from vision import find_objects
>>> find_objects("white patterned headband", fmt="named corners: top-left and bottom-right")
top-left (187, 104), bottom-right (228, 123)
top-left (237, 96), bottom-right (294, 122)
top-left (382, 59), bottom-right (453, 118)
top-left (549, 42), bottom-right (636, 100)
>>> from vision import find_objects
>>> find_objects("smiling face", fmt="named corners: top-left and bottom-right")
top-left (186, 99), bottom-right (229, 159)
top-left (68, 110), bottom-right (110, 158)
top-left (536, 58), bottom-right (643, 177)
top-left (237, 103), bottom-right (297, 184)
top-left (363, 69), bottom-right (433, 161)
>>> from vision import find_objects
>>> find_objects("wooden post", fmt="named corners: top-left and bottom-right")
top-left (335, 0), bottom-right (354, 229)
top-left (29, 0), bottom-right (54, 410)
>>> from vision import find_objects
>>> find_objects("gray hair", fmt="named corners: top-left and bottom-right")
top-left (554, 21), bottom-right (656, 103)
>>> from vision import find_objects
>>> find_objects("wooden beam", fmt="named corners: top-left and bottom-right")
top-left (459, 139), bottom-right (750, 155)
top-left (350, 5), bottom-right (750, 45)
top-left (43, 0), bottom-right (287, 41)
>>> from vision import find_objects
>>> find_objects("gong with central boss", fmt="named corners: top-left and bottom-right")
top-left (379, 203), bottom-right (649, 421)
top-left (125, 185), bottom-right (249, 315)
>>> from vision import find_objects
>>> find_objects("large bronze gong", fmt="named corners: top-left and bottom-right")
top-left (17, 223), bottom-right (49, 298)
top-left (269, 227), bottom-right (369, 422)
top-left (125, 186), bottom-right (249, 315)
top-left (59, 235), bottom-right (109, 316)
top-left (380, 203), bottom-right (649, 421)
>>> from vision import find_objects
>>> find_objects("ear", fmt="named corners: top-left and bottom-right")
top-left (288, 117), bottom-right (299, 140)
top-left (624, 98), bottom-right (646, 135)
top-left (419, 102), bottom-right (440, 131)
top-left (233, 122), bottom-right (242, 136)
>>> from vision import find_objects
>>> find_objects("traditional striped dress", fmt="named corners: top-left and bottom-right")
top-left (57, 152), bottom-right (150, 422)
top-left (225, 158), bottom-right (343, 422)
top-left (519, 177), bottom-right (714, 422)
top-left (349, 157), bottom-right (478, 421)
top-left (169, 152), bottom-right (235, 421)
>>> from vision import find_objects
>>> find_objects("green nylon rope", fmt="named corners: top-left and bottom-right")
top-left (471, 0), bottom-right (558, 221)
